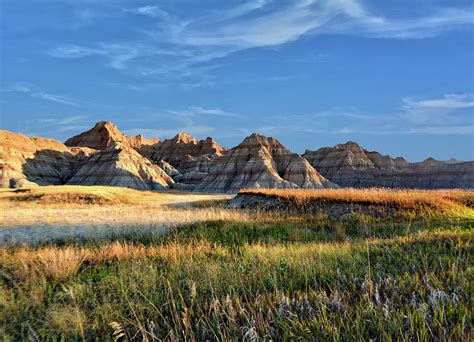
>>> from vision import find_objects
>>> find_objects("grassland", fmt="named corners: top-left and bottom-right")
top-left (0, 186), bottom-right (473, 340)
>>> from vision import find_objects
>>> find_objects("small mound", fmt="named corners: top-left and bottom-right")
top-left (11, 192), bottom-right (115, 205)
top-left (230, 188), bottom-right (474, 220)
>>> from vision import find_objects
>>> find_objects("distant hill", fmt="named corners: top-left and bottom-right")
top-left (303, 141), bottom-right (474, 189)
top-left (1, 122), bottom-right (473, 191)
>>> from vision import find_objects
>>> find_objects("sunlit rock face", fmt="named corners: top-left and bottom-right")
top-left (67, 143), bottom-right (174, 190)
top-left (303, 141), bottom-right (474, 189)
top-left (0, 130), bottom-right (75, 187)
top-left (195, 133), bottom-right (336, 194)
top-left (2, 122), bottom-right (472, 191)
top-left (141, 133), bottom-right (225, 168)
top-left (140, 132), bottom-right (226, 188)
top-left (65, 121), bottom-right (159, 151)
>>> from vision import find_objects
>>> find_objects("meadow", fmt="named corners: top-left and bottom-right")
top-left (0, 186), bottom-right (472, 340)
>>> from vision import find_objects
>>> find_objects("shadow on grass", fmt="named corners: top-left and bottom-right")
top-left (1, 214), bottom-right (471, 248)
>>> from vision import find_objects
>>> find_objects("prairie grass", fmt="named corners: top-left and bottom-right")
top-left (0, 186), bottom-right (243, 227)
top-left (0, 185), bottom-right (233, 206)
top-left (0, 186), bottom-right (472, 340)
top-left (1, 229), bottom-right (471, 340)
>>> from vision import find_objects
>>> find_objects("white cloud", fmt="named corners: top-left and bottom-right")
top-left (169, 106), bottom-right (240, 118)
top-left (223, 93), bottom-right (474, 137)
top-left (44, 1), bottom-right (473, 81)
top-left (356, 8), bottom-right (474, 39)
top-left (4, 82), bottom-right (80, 107)
top-left (403, 94), bottom-right (474, 110)
top-left (123, 5), bottom-right (169, 19)
top-left (30, 92), bottom-right (79, 107)
top-left (152, 1), bottom-right (471, 52)
top-left (120, 105), bottom-right (244, 139)
top-left (401, 93), bottom-right (474, 125)
top-left (48, 45), bottom-right (104, 58)
top-left (408, 125), bottom-right (474, 135)
top-left (22, 116), bottom-right (91, 137)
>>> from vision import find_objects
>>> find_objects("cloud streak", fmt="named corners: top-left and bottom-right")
top-left (228, 93), bottom-right (474, 137)
top-left (4, 82), bottom-right (80, 107)
top-left (47, 1), bottom-right (473, 78)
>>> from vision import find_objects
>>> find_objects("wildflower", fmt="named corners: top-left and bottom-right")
top-left (411, 293), bottom-right (417, 306)
top-left (328, 295), bottom-right (346, 316)
top-left (450, 292), bottom-right (459, 304)
top-left (241, 319), bottom-right (258, 342)
top-left (374, 286), bottom-right (381, 306)
top-left (296, 297), bottom-right (316, 320)
top-left (428, 286), bottom-right (448, 307)
top-left (381, 304), bottom-right (390, 318)
top-left (278, 296), bottom-right (290, 317)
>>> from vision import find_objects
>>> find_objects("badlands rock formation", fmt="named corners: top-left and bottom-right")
top-left (195, 133), bottom-right (336, 193)
top-left (2, 122), bottom-right (472, 191)
top-left (68, 143), bottom-right (174, 190)
top-left (0, 125), bottom-right (172, 190)
top-left (142, 133), bottom-right (224, 168)
top-left (0, 130), bottom-right (75, 187)
top-left (141, 132), bottom-right (225, 187)
top-left (65, 121), bottom-right (159, 150)
top-left (303, 141), bottom-right (474, 189)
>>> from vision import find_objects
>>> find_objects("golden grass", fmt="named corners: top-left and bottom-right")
top-left (0, 185), bottom-right (246, 226)
top-left (0, 204), bottom-right (256, 226)
top-left (239, 188), bottom-right (474, 213)
top-left (1, 241), bottom-right (221, 281)
top-left (2, 229), bottom-right (469, 282)
top-left (0, 185), bottom-right (232, 206)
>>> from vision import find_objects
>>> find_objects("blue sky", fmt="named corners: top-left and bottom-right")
top-left (1, 0), bottom-right (473, 161)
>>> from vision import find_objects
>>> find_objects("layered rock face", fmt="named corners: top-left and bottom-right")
top-left (68, 143), bottom-right (174, 190)
top-left (2, 122), bottom-right (472, 191)
top-left (141, 132), bottom-right (226, 188)
top-left (195, 133), bottom-right (336, 193)
top-left (142, 133), bottom-right (224, 167)
top-left (65, 121), bottom-right (159, 150)
top-left (304, 141), bottom-right (474, 189)
top-left (1, 124), bottom-right (171, 190)
top-left (0, 130), bottom-right (75, 187)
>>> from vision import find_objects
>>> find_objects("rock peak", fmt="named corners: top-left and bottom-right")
top-left (239, 133), bottom-right (285, 151)
top-left (335, 141), bottom-right (364, 152)
top-left (65, 121), bottom-right (158, 150)
top-left (172, 132), bottom-right (196, 144)
top-left (95, 121), bottom-right (116, 128)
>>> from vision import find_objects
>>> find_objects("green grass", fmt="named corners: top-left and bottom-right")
top-left (1, 212), bottom-right (473, 341)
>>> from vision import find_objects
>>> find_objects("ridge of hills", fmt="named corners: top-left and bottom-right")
top-left (1, 122), bottom-right (472, 191)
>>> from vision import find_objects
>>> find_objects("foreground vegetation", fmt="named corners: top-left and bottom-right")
top-left (0, 187), bottom-right (473, 340)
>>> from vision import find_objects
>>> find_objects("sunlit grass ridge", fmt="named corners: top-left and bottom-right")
top-left (239, 187), bottom-right (474, 216)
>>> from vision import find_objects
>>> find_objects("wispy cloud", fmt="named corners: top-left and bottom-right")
top-left (3, 82), bottom-right (80, 107)
top-left (121, 105), bottom-right (242, 139)
top-left (403, 93), bottom-right (474, 111)
top-left (30, 92), bottom-right (80, 107)
top-left (123, 126), bottom-right (216, 140)
top-left (408, 125), bottom-right (474, 135)
top-left (228, 93), bottom-right (474, 137)
top-left (22, 116), bottom-right (91, 137)
top-left (123, 5), bottom-right (169, 19)
top-left (48, 1), bottom-right (473, 79)
top-left (401, 93), bottom-right (474, 125)
top-left (168, 106), bottom-right (241, 118)
top-left (349, 8), bottom-right (474, 39)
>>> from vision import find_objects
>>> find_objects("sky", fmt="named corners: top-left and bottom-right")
top-left (0, 0), bottom-right (473, 161)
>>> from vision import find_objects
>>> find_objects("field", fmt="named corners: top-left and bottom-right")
top-left (0, 186), bottom-right (473, 340)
